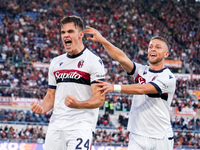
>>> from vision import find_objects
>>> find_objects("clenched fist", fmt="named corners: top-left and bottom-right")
top-left (31, 101), bottom-right (44, 114)
top-left (64, 95), bottom-right (80, 109)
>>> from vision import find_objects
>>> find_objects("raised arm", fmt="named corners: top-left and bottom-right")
top-left (65, 83), bottom-right (105, 109)
top-left (31, 88), bottom-right (55, 114)
top-left (84, 27), bottom-right (134, 73)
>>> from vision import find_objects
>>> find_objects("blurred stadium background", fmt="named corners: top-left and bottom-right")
top-left (0, 0), bottom-right (200, 149)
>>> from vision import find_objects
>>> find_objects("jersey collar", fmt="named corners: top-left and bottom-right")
top-left (66, 47), bottom-right (86, 58)
top-left (149, 67), bottom-right (167, 73)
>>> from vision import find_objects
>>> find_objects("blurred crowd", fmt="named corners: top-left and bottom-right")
top-left (0, 0), bottom-right (200, 148)
top-left (0, 109), bottom-right (51, 124)
top-left (171, 78), bottom-right (200, 111)
top-left (2, 107), bottom-right (200, 148)
top-left (0, 125), bottom-right (46, 143)
top-left (172, 116), bottom-right (200, 131)
top-left (174, 130), bottom-right (200, 148)
top-left (93, 129), bottom-right (129, 145)
top-left (0, 0), bottom-right (200, 98)
top-left (0, 123), bottom-right (129, 145)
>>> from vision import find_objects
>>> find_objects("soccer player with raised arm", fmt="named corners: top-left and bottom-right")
top-left (84, 27), bottom-right (176, 150)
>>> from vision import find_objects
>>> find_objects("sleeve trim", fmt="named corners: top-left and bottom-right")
top-left (127, 62), bottom-right (136, 75)
top-left (149, 82), bottom-right (162, 95)
top-left (48, 85), bottom-right (57, 89)
top-left (91, 78), bottom-right (105, 84)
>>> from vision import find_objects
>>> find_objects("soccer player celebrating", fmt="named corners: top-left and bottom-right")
top-left (84, 27), bottom-right (176, 150)
top-left (31, 16), bottom-right (105, 150)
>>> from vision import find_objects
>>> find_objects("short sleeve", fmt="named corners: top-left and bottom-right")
top-left (129, 62), bottom-right (148, 79)
top-left (90, 57), bottom-right (105, 84)
top-left (149, 74), bottom-right (176, 95)
top-left (48, 60), bottom-right (57, 89)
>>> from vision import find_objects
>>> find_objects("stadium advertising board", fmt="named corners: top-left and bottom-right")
top-left (11, 97), bottom-right (44, 107)
top-left (0, 142), bottom-right (199, 150)
top-left (12, 97), bottom-right (38, 107)
top-left (0, 97), bottom-right (11, 105)
top-left (175, 107), bottom-right (198, 116)
top-left (174, 74), bottom-right (191, 80)
top-left (191, 74), bottom-right (200, 80)
top-left (0, 142), bottom-right (42, 150)
top-left (164, 60), bottom-right (182, 68)
top-left (174, 73), bottom-right (200, 80)
top-left (32, 62), bottom-right (49, 69)
top-left (0, 97), bottom-right (42, 107)
top-left (192, 90), bottom-right (200, 100)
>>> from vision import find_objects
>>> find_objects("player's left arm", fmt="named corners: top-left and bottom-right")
top-left (65, 83), bottom-right (105, 109)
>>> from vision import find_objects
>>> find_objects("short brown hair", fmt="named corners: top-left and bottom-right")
top-left (150, 36), bottom-right (170, 51)
top-left (60, 15), bottom-right (84, 31)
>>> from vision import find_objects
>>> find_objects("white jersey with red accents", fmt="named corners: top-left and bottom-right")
top-left (127, 62), bottom-right (176, 139)
top-left (48, 47), bottom-right (105, 131)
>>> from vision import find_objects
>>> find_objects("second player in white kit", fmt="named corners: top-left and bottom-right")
top-left (127, 62), bottom-right (175, 150)
top-left (84, 27), bottom-right (176, 150)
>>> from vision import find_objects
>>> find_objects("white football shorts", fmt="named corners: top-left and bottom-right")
top-left (128, 132), bottom-right (174, 150)
top-left (44, 129), bottom-right (93, 150)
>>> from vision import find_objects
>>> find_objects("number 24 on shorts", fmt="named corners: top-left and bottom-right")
top-left (76, 138), bottom-right (90, 150)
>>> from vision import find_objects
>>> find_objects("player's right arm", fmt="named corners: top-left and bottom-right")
top-left (31, 88), bottom-right (55, 114)
top-left (84, 27), bottom-right (134, 73)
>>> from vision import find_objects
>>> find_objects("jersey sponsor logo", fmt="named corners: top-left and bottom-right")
top-left (77, 60), bottom-right (84, 68)
top-left (55, 71), bottom-right (82, 80)
top-left (135, 74), bottom-right (146, 84)
top-left (54, 69), bottom-right (90, 85)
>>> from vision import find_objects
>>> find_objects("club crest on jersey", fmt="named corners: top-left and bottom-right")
top-left (77, 60), bottom-right (84, 68)
top-left (135, 74), bottom-right (146, 84)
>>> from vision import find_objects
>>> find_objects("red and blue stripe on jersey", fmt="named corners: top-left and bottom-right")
top-left (54, 69), bottom-right (90, 85)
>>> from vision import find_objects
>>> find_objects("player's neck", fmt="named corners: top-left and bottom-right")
top-left (76, 42), bottom-right (85, 54)
top-left (68, 42), bottom-right (85, 56)
top-left (149, 63), bottom-right (165, 71)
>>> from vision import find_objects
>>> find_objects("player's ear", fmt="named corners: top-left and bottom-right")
top-left (164, 51), bottom-right (169, 58)
top-left (79, 31), bottom-right (84, 39)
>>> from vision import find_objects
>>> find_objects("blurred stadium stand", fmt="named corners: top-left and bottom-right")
top-left (0, 0), bottom-right (200, 149)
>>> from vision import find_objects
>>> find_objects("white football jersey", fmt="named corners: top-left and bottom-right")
top-left (48, 47), bottom-right (105, 131)
top-left (127, 62), bottom-right (176, 139)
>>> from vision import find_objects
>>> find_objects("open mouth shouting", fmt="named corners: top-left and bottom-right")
top-left (64, 39), bottom-right (72, 49)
